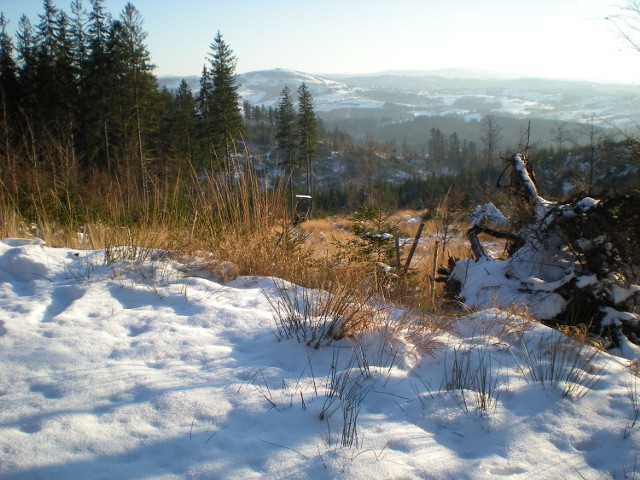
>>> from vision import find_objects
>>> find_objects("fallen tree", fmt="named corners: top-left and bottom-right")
top-left (441, 153), bottom-right (640, 355)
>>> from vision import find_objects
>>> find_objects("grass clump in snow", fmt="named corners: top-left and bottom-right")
top-left (512, 331), bottom-right (605, 399)
top-left (265, 278), bottom-right (376, 348)
top-left (441, 344), bottom-right (505, 415)
top-left (625, 375), bottom-right (640, 439)
top-left (319, 346), bottom-right (375, 448)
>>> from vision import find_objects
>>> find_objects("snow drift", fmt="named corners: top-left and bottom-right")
top-left (0, 237), bottom-right (639, 479)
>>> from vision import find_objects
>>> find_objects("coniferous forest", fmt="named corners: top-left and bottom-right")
top-left (0, 1), bottom-right (254, 223)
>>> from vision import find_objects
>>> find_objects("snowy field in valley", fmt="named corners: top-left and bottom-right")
top-left (1, 237), bottom-right (639, 479)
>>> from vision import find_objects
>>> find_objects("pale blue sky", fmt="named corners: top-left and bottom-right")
top-left (2, 0), bottom-right (639, 84)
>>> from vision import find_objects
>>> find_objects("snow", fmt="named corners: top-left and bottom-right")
top-left (1, 238), bottom-right (640, 479)
top-left (575, 197), bottom-right (600, 213)
top-left (471, 203), bottom-right (508, 227)
top-left (451, 256), bottom-right (569, 319)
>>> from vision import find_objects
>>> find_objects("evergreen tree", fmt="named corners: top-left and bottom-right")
top-left (69, 0), bottom-right (88, 85)
top-left (33, 0), bottom-right (60, 126)
top-left (0, 13), bottom-right (20, 123)
top-left (0, 12), bottom-right (20, 177)
top-left (16, 15), bottom-right (37, 120)
top-left (275, 86), bottom-right (297, 196)
top-left (448, 131), bottom-right (461, 169)
top-left (107, 2), bottom-right (158, 206)
top-left (116, 3), bottom-right (156, 163)
top-left (85, 0), bottom-right (112, 170)
top-left (242, 99), bottom-right (252, 125)
top-left (428, 127), bottom-right (445, 167)
top-left (35, 0), bottom-right (59, 65)
top-left (206, 31), bottom-right (242, 171)
top-left (296, 82), bottom-right (317, 195)
top-left (195, 63), bottom-right (213, 166)
top-left (480, 114), bottom-right (503, 170)
top-left (69, 0), bottom-right (90, 165)
top-left (52, 11), bottom-right (77, 132)
top-left (170, 79), bottom-right (197, 163)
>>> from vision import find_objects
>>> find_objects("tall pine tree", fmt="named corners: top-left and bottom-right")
top-left (169, 79), bottom-right (197, 164)
top-left (0, 13), bottom-right (20, 124)
top-left (297, 82), bottom-right (317, 195)
top-left (275, 85), bottom-right (297, 197)
top-left (85, 0), bottom-right (112, 170)
top-left (0, 12), bottom-right (20, 176)
top-left (107, 2), bottom-right (157, 207)
top-left (196, 63), bottom-right (212, 165)
top-left (205, 31), bottom-right (242, 171)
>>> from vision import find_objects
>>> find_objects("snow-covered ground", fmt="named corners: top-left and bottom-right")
top-left (1, 238), bottom-right (639, 479)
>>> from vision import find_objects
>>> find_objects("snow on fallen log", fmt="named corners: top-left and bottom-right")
top-left (443, 153), bottom-right (640, 354)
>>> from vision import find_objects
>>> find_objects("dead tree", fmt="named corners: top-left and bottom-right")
top-left (443, 153), bottom-right (640, 351)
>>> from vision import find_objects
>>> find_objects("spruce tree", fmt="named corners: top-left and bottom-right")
top-left (69, 0), bottom-right (90, 166)
top-left (52, 11), bottom-right (77, 136)
top-left (85, 0), bottom-right (112, 170)
top-left (171, 79), bottom-right (197, 163)
top-left (206, 31), bottom-right (242, 171)
top-left (16, 15), bottom-right (36, 76)
top-left (107, 2), bottom-right (157, 206)
top-left (196, 63), bottom-right (212, 164)
top-left (296, 82), bottom-right (317, 195)
top-left (275, 85), bottom-right (297, 197)
top-left (33, 0), bottom-right (60, 127)
top-left (15, 15), bottom-right (38, 149)
top-left (117, 3), bottom-right (156, 164)
top-left (0, 13), bottom-right (20, 122)
top-left (69, 0), bottom-right (88, 85)
top-left (0, 12), bottom-right (20, 177)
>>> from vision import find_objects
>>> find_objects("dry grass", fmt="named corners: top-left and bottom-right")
top-left (265, 276), bottom-right (378, 347)
top-left (293, 208), bottom-right (473, 313)
top-left (0, 163), bottom-right (474, 330)
top-left (0, 139), bottom-right (478, 356)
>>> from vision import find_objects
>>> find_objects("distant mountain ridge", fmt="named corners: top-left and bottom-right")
top-left (323, 67), bottom-right (521, 80)
top-left (157, 68), bottom-right (640, 127)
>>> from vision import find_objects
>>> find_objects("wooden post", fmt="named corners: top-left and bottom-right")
top-left (403, 222), bottom-right (424, 274)
top-left (430, 240), bottom-right (440, 304)
top-left (294, 195), bottom-right (312, 225)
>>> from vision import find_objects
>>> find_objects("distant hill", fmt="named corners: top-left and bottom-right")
top-left (158, 68), bottom-right (640, 130)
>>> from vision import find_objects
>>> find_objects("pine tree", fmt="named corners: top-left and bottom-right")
top-left (33, 0), bottom-right (60, 126)
top-left (0, 13), bottom-right (20, 122)
top-left (428, 127), bottom-right (445, 167)
top-left (69, 0), bottom-right (91, 166)
top-left (15, 15), bottom-right (36, 77)
top-left (275, 86), bottom-right (297, 196)
top-left (0, 12), bottom-right (20, 174)
top-left (52, 11), bottom-right (77, 129)
top-left (15, 14), bottom-right (38, 160)
top-left (117, 3), bottom-right (156, 164)
top-left (448, 131), bottom-right (461, 169)
top-left (85, 0), bottom-right (112, 170)
top-left (171, 79), bottom-right (197, 163)
top-left (296, 82), bottom-right (317, 195)
top-left (206, 31), bottom-right (242, 171)
top-left (69, 0), bottom-right (88, 85)
top-left (195, 63), bottom-right (213, 166)
top-left (480, 114), bottom-right (502, 170)
top-left (35, 0), bottom-right (59, 65)
top-left (107, 2), bottom-right (158, 206)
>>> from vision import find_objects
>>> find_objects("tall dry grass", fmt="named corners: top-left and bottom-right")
top-left (0, 132), bottom-right (476, 330)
